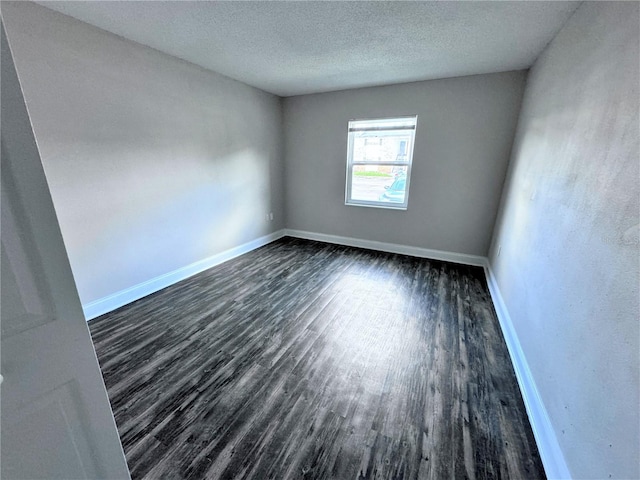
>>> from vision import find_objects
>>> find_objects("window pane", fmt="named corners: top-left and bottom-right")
top-left (346, 115), bottom-right (416, 209)
top-left (353, 131), bottom-right (412, 163)
top-left (351, 165), bottom-right (408, 204)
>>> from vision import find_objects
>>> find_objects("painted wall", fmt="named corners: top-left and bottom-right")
top-left (489, 2), bottom-right (639, 479)
top-left (283, 71), bottom-right (526, 256)
top-left (1, 2), bottom-right (285, 307)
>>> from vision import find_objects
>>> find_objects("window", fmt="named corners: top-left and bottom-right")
top-left (345, 116), bottom-right (417, 210)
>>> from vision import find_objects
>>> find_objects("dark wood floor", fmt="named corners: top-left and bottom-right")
top-left (89, 237), bottom-right (545, 480)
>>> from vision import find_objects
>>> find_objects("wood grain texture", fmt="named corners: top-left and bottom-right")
top-left (89, 237), bottom-right (545, 480)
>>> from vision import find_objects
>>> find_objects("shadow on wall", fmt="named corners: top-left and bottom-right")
top-left (72, 148), bottom-right (273, 305)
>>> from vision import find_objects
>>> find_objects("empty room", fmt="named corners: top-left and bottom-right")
top-left (1, 1), bottom-right (638, 479)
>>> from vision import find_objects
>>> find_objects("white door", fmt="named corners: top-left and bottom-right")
top-left (1, 21), bottom-right (130, 480)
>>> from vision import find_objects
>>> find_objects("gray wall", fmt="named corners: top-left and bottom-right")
top-left (489, 2), bottom-right (639, 479)
top-left (1, 1), bottom-right (285, 306)
top-left (283, 71), bottom-right (526, 256)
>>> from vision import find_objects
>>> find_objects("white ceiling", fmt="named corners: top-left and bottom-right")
top-left (37, 1), bottom-right (580, 97)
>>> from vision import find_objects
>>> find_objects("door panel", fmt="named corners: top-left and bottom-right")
top-left (1, 178), bottom-right (54, 338)
top-left (3, 381), bottom-right (97, 479)
top-left (1, 19), bottom-right (130, 480)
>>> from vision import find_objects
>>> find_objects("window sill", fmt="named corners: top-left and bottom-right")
top-left (345, 201), bottom-right (407, 211)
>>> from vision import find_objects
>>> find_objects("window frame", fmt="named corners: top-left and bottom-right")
top-left (344, 115), bottom-right (418, 210)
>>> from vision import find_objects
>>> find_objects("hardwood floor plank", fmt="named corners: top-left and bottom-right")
top-left (89, 237), bottom-right (545, 479)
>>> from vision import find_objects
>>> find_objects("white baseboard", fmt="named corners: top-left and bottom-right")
top-left (82, 229), bottom-right (286, 320)
top-left (484, 264), bottom-right (571, 480)
top-left (284, 229), bottom-right (487, 267)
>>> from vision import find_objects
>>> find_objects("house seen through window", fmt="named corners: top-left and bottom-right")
top-left (345, 116), bottom-right (417, 209)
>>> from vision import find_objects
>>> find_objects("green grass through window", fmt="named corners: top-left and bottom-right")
top-left (353, 171), bottom-right (392, 177)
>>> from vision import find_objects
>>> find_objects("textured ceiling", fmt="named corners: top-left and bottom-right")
top-left (36, 1), bottom-right (580, 97)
